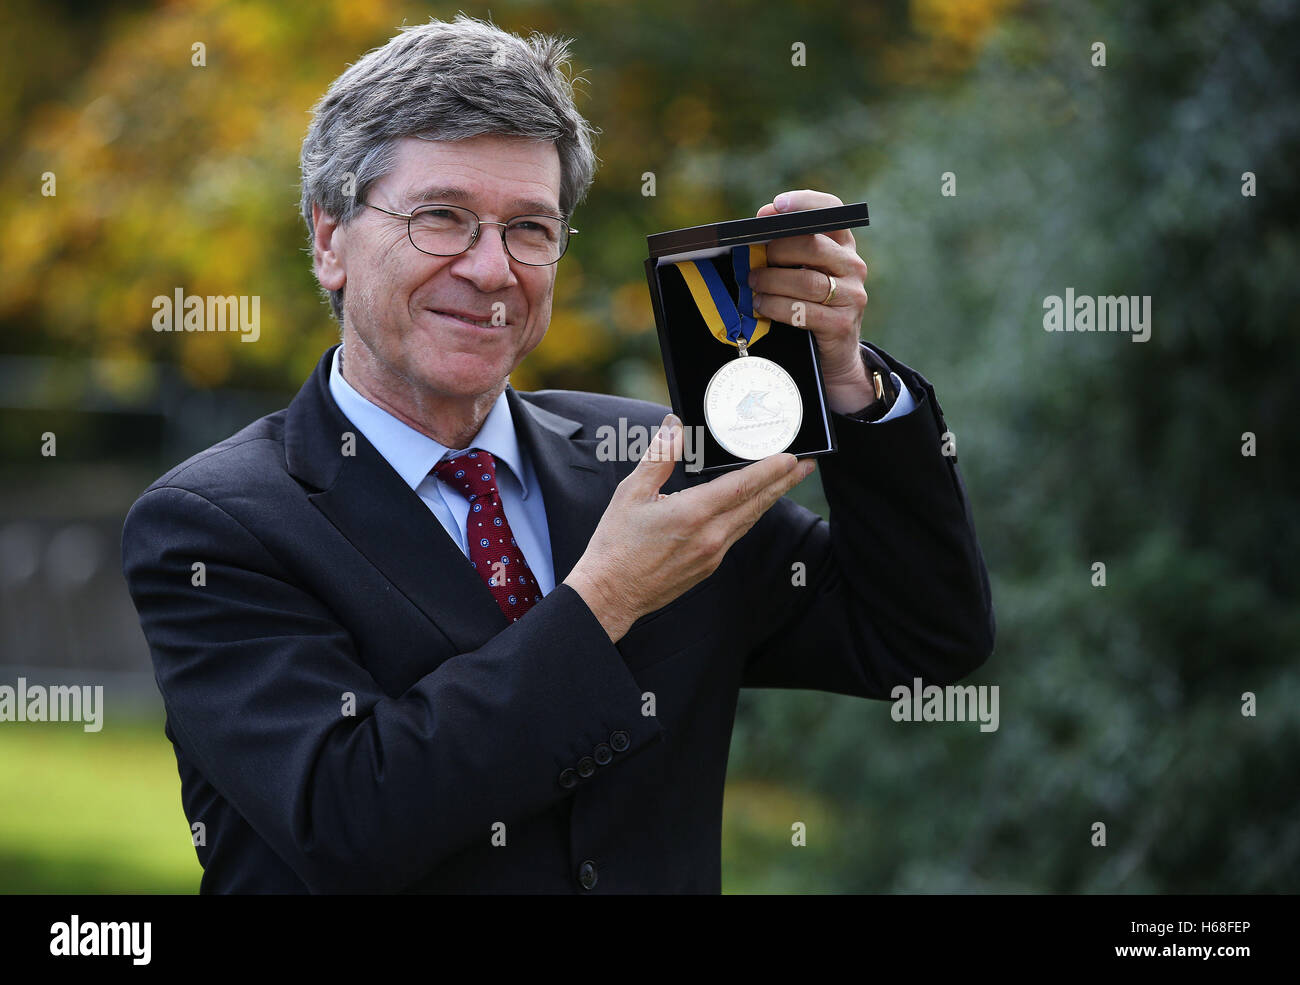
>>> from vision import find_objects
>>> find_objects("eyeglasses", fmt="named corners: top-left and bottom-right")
top-left (362, 202), bottom-right (578, 265)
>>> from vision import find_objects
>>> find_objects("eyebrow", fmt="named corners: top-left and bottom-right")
top-left (401, 185), bottom-right (562, 217)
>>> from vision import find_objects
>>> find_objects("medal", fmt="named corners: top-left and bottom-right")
top-left (674, 244), bottom-right (803, 459)
top-left (703, 352), bottom-right (803, 459)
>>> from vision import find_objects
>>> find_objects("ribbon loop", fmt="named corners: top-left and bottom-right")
top-left (673, 244), bottom-right (771, 349)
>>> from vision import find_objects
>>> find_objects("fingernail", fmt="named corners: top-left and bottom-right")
top-left (774, 193), bottom-right (790, 211)
top-left (801, 460), bottom-right (816, 476)
top-left (752, 294), bottom-right (761, 312)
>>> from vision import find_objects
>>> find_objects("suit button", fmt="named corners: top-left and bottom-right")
top-left (593, 742), bottom-right (613, 765)
top-left (578, 860), bottom-right (597, 890)
top-left (558, 768), bottom-right (577, 789)
top-left (610, 730), bottom-right (630, 752)
top-left (577, 756), bottom-right (596, 778)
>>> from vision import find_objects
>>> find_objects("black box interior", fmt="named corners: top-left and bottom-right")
top-left (643, 201), bottom-right (870, 474)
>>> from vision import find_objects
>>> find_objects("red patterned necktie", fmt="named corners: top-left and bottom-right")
top-left (432, 448), bottom-right (543, 622)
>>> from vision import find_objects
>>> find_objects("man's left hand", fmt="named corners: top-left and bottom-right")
top-left (752, 189), bottom-right (877, 415)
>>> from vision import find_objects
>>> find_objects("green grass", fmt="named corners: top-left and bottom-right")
top-left (721, 779), bottom-right (843, 894)
top-left (0, 718), bottom-right (201, 893)
top-left (0, 717), bottom-right (837, 893)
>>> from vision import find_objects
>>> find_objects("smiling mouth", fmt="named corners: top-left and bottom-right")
top-left (428, 309), bottom-right (503, 329)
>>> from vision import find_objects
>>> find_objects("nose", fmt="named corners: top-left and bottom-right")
top-left (450, 221), bottom-right (516, 293)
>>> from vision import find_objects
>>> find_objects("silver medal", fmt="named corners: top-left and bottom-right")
top-left (703, 354), bottom-right (803, 460)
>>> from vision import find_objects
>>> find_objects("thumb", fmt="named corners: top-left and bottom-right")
top-left (626, 413), bottom-right (682, 498)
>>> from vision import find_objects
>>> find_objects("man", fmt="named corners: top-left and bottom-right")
top-left (122, 15), bottom-right (994, 893)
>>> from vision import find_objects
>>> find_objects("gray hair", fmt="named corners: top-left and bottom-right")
top-left (299, 14), bottom-right (599, 322)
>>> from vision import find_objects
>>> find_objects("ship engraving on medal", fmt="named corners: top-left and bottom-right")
top-left (736, 390), bottom-right (780, 420)
top-left (703, 356), bottom-right (803, 460)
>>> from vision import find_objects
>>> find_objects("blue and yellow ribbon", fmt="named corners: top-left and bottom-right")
top-left (673, 243), bottom-right (770, 349)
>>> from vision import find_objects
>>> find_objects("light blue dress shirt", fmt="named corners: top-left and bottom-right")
top-left (327, 341), bottom-right (916, 598)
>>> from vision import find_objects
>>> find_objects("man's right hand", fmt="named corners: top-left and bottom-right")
top-left (564, 412), bottom-right (817, 643)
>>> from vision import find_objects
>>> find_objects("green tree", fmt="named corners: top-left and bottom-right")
top-left (730, 0), bottom-right (1299, 892)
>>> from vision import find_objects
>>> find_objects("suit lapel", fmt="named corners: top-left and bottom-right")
top-left (283, 346), bottom-right (616, 653)
top-left (505, 385), bottom-right (617, 585)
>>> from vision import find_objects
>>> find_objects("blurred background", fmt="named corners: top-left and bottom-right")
top-left (0, 0), bottom-right (1296, 893)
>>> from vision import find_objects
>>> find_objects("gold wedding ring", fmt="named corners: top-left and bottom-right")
top-left (820, 273), bottom-right (837, 305)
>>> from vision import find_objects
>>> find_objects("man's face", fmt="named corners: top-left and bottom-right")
top-left (328, 134), bottom-right (563, 403)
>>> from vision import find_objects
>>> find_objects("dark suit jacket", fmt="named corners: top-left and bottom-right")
top-left (121, 342), bottom-right (994, 893)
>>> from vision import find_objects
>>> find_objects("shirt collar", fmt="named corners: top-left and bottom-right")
top-left (327, 345), bottom-right (530, 497)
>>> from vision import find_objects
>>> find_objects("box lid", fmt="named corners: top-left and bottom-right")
top-left (646, 201), bottom-right (869, 258)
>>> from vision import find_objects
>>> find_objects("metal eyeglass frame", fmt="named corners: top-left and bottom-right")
top-left (361, 201), bottom-right (579, 265)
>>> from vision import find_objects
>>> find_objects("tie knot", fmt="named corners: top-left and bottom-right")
top-left (433, 448), bottom-right (500, 502)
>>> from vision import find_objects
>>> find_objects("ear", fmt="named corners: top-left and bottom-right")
top-left (312, 202), bottom-right (346, 293)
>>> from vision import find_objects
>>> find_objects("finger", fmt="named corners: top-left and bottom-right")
top-left (623, 413), bottom-right (683, 500)
top-left (760, 189), bottom-right (845, 215)
top-left (753, 288), bottom-right (866, 335)
top-left (748, 266), bottom-right (858, 308)
top-left (685, 452), bottom-right (806, 519)
top-left (754, 293), bottom-right (838, 333)
top-left (671, 451), bottom-right (793, 515)
top-left (764, 233), bottom-right (861, 274)
top-left (718, 457), bottom-right (817, 545)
